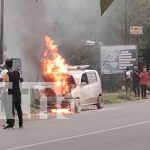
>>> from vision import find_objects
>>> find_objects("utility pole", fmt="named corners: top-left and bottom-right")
top-left (0, 0), bottom-right (4, 64)
top-left (124, 0), bottom-right (127, 44)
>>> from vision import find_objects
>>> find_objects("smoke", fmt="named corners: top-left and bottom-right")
top-left (4, 0), bottom-right (47, 81)
top-left (4, 0), bottom-right (124, 81)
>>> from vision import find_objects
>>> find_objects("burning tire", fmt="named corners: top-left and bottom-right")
top-left (96, 95), bottom-right (104, 109)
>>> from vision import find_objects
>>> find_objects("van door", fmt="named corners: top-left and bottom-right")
top-left (87, 72), bottom-right (99, 104)
top-left (80, 73), bottom-right (91, 105)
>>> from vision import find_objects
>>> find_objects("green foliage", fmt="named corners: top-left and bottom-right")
top-left (138, 26), bottom-right (150, 50)
top-left (100, 0), bottom-right (114, 15)
top-left (102, 74), bottom-right (123, 92)
top-left (127, 0), bottom-right (150, 50)
top-left (100, 0), bottom-right (150, 69)
top-left (60, 44), bottom-right (100, 72)
top-left (100, 0), bottom-right (150, 46)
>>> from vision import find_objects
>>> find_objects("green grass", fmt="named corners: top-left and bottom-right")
top-left (103, 92), bottom-right (141, 104)
top-left (103, 94), bottom-right (123, 104)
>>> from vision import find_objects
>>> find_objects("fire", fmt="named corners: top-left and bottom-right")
top-left (42, 36), bottom-right (69, 95)
top-left (51, 108), bottom-right (71, 114)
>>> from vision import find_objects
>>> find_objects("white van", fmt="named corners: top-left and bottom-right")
top-left (35, 66), bottom-right (104, 113)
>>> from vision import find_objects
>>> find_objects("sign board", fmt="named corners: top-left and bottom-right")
top-left (100, 45), bottom-right (138, 74)
top-left (130, 26), bottom-right (143, 35)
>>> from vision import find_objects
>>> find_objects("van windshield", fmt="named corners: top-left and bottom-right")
top-left (43, 74), bottom-right (76, 95)
top-left (68, 72), bottom-right (81, 85)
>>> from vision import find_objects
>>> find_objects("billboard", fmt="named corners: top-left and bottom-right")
top-left (100, 45), bottom-right (138, 74)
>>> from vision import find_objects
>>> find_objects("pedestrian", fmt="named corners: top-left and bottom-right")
top-left (0, 59), bottom-right (23, 129)
top-left (124, 67), bottom-right (132, 96)
top-left (140, 66), bottom-right (149, 99)
top-left (132, 66), bottom-right (140, 97)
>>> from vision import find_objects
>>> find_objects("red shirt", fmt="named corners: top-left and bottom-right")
top-left (140, 71), bottom-right (149, 85)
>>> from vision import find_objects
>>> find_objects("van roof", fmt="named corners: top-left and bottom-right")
top-left (68, 69), bottom-right (98, 76)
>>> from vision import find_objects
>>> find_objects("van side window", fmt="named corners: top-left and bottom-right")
top-left (81, 73), bottom-right (88, 84)
top-left (87, 72), bottom-right (97, 84)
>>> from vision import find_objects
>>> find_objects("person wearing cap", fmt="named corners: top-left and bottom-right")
top-left (140, 66), bottom-right (149, 99)
top-left (124, 67), bottom-right (132, 96)
top-left (0, 59), bottom-right (23, 129)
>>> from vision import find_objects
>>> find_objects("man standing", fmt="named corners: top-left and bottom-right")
top-left (125, 67), bottom-right (132, 96)
top-left (140, 66), bottom-right (149, 99)
top-left (132, 66), bottom-right (140, 97)
top-left (0, 59), bottom-right (23, 129)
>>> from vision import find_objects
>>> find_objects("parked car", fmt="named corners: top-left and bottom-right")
top-left (34, 65), bottom-right (104, 113)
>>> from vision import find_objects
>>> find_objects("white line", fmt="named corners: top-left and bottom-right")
top-left (5, 120), bottom-right (150, 150)
top-left (100, 107), bottom-right (118, 111)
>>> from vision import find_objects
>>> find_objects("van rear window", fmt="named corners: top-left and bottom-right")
top-left (87, 72), bottom-right (97, 84)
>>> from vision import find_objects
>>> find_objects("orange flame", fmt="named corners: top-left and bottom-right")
top-left (51, 108), bottom-right (71, 114)
top-left (42, 36), bottom-right (69, 95)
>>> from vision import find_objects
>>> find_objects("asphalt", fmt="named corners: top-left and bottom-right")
top-left (0, 100), bottom-right (150, 150)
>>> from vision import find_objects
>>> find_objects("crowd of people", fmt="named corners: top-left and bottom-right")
top-left (124, 65), bottom-right (149, 99)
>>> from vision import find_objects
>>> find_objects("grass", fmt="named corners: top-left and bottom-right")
top-left (103, 92), bottom-right (141, 104)
top-left (103, 94), bottom-right (123, 104)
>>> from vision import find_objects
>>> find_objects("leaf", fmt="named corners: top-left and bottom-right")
top-left (100, 0), bottom-right (114, 15)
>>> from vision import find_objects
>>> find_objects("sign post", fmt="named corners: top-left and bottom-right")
top-left (130, 26), bottom-right (143, 35)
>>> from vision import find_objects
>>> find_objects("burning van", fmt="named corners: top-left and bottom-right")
top-left (34, 36), bottom-right (103, 113)
top-left (35, 65), bottom-right (104, 113)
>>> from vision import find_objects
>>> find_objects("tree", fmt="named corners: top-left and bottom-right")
top-left (100, 0), bottom-right (150, 51)
top-left (100, 0), bottom-right (114, 15)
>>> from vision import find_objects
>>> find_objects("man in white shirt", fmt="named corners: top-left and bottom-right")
top-left (125, 67), bottom-right (132, 96)
top-left (0, 59), bottom-right (23, 129)
top-left (0, 61), bottom-right (11, 128)
top-left (126, 69), bottom-right (131, 79)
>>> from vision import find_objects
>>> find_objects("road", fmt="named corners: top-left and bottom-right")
top-left (0, 100), bottom-right (150, 150)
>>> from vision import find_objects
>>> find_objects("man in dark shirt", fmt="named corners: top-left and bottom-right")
top-left (1, 59), bottom-right (23, 129)
top-left (132, 66), bottom-right (140, 97)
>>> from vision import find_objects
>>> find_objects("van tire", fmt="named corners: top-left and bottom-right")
top-left (96, 95), bottom-right (104, 109)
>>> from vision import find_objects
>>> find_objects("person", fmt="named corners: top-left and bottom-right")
top-left (132, 66), bottom-right (140, 97)
top-left (124, 67), bottom-right (132, 96)
top-left (0, 59), bottom-right (23, 129)
top-left (0, 60), bottom-right (11, 128)
top-left (140, 66), bottom-right (149, 99)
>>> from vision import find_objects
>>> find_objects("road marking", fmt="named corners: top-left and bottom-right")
top-left (100, 107), bottom-right (119, 111)
top-left (82, 107), bottom-right (118, 114)
top-left (5, 120), bottom-right (150, 150)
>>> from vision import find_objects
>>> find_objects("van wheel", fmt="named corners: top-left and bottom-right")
top-left (71, 98), bottom-right (81, 113)
top-left (96, 95), bottom-right (104, 109)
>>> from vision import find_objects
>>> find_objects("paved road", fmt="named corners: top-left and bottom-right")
top-left (0, 100), bottom-right (150, 150)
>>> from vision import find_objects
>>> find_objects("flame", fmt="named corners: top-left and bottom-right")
top-left (51, 108), bottom-right (71, 114)
top-left (42, 36), bottom-right (69, 95)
